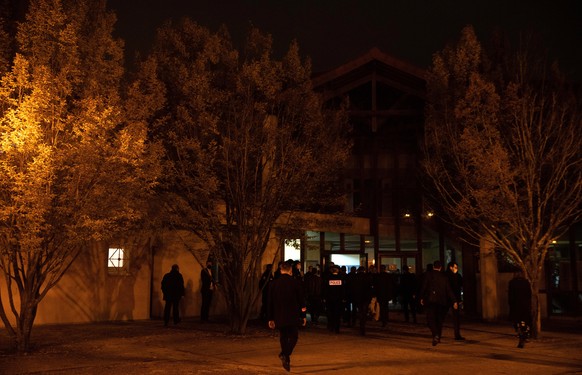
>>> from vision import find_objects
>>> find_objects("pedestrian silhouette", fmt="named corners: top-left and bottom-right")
top-left (161, 264), bottom-right (185, 326)
top-left (400, 265), bottom-right (418, 323)
top-left (446, 261), bottom-right (465, 340)
top-left (420, 260), bottom-right (458, 346)
top-left (268, 261), bottom-right (307, 372)
top-left (508, 270), bottom-right (532, 348)
top-left (200, 260), bottom-right (215, 322)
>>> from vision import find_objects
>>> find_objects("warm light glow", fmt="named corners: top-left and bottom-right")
top-left (108, 248), bottom-right (125, 268)
top-left (427, 212), bottom-right (434, 217)
top-left (404, 213), bottom-right (411, 218)
top-left (284, 239), bottom-right (301, 261)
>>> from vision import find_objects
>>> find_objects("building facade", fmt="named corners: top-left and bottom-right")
top-left (283, 48), bottom-right (581, 320)
top-left (3, 49), bottom-right (580, 328)
top-left (289, 48), bottom-right (478, 315)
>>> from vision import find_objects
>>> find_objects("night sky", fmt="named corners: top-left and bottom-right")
top-left (108, 0), bottom-right (581, 80)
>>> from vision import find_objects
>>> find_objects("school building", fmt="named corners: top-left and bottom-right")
top-left (3, 48), bottom-right (580, 328)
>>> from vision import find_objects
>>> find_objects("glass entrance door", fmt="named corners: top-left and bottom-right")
top-left (378, 255), bottom-right (417, 312)
top-left (379, 255), bottom-right (417, 274)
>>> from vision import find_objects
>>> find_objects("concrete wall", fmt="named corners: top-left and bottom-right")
top-left (0, 227), bottom-right (289, 327)
top-left (150, 230), bottom-right (226, 320)
top-left (1, 239), bottom-right (154, 325)
top-left (476, 272), bottom-right (548, 320)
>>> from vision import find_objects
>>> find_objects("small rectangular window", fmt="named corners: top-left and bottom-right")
top-left (108, 247), bottom-right (127, 274)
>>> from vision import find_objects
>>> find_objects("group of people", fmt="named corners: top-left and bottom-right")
top-left (161, 256), bottom-right (531, 372)
top-left (263, 259), bottom-right (465, 370)
top-left (160, 260), bottom-right (216, 326)
top-left (262, 259), bottom-right (465, 341)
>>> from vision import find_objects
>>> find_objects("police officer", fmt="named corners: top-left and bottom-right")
top-left (323, 265), bottom-right (345, 333)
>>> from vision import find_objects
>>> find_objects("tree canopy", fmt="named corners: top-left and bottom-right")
top-left (423, 25), bottom-right (582, 337)
top-left (0, 0), bottom-right (160, 351)
top-left (138, 19), bottom-right (351, 333)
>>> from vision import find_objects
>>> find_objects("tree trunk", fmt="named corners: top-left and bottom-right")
top-left (229, 310), bottom-right (249, 335)
top-left (226, 291), bottom-right (251, 335)
top-left (16, 300), bottom-right (37, 352)
top-left (531, 287), bottom-right (542, 339)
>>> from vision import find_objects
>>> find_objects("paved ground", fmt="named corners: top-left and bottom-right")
top-left (1, 312), bottom-right (582, 374)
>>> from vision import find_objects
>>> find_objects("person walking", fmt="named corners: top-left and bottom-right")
top-left (303, 266), bottom-right (323, 325)
top-left (161, 264), bottom-right (185, 326)
top-left (200, 260), bottom-right (215, 322)
top-left (374, 264), bottom-right (397, 327)
top-left (351, 266), bottom-right (373, 335)
top-left (400, 265), bottom-right (418, 324)
top-left (344, 266), bottom-right (357, 326)
top-left (420, 260), bottom-right (458, 346)
top-left (508, 270), bottom-right (532, 348)
top-left (268, 261), bottom-right (307, 372)
top-left (446, 261), bottom-right (465, 340)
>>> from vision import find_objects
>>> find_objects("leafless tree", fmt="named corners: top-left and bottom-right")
top-left (423, 25), bottom-right (582, 337)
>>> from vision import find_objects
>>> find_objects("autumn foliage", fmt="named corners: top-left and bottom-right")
top-left (0, 0), bottom-right (160, 351)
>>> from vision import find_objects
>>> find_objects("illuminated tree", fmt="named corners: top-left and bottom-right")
top-left (139, 20), bottom-right (350, 333)
top-left (423, 26), bottom-right (582, 337)
top-left (0, 0), bottom-right (160, 351)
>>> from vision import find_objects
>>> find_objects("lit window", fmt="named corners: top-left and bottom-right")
top-left (284, 239), bottom-right (301, 261)
top-left (108, 247), bottom-right (126, 274)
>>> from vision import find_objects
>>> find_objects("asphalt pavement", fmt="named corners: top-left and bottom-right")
top-left (2, 312), bottom-right (582, 374)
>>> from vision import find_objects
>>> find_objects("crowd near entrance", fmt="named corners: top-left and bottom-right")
top-left (282, 228), bottom-right (464, 316)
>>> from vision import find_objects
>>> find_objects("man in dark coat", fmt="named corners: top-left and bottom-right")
top-left (508, 270), bottom-right (532, 348)
top-left (344, 266), bottom-right (357, 326)
top-left (446, 261), bottom-right (465, 340)
top-left (161, 264), bottom-right (185, 326)
top-left (268, 261), bottom-right (307, 372)
top-left (400, 265), bottom-right (418, 324)
top-left (303, 266), bottom-right (322, 325)
top-left (200, 260), bottom-right (215, 322)
top-left (420, 260), bottom-right (458, 346)
top-left (350, 266), bottom-right (373, 335)
top-left (374, 265), bottom-right (397, 327)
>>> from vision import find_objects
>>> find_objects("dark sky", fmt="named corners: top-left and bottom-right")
top-left (109, 0), bottom-right (582, 80)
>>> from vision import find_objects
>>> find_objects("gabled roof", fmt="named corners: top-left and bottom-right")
top-left (312, 47), bottom-right (427, 101)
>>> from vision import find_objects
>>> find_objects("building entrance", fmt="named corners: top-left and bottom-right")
top-left (379, 254), bottom-right (417, 274)
top-left (322, 252), bottom-right (368, 271)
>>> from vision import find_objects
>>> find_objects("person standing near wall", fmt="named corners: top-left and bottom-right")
top-left (200, 260), bottom-right (215, 322)
top-left (268, 261), bottom-right (307, 372)
top-left (161, 264), bottom-right (185, 326)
